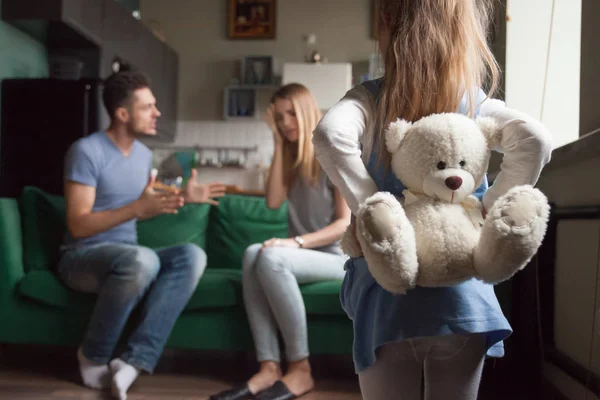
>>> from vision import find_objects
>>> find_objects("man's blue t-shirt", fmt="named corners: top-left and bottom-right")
top-left (62, 131), bottom-right (152, 248)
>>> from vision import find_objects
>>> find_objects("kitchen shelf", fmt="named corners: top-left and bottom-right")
top-left (149, 145), bottom-right (258, 152)
top-left (222, 55), bottom-right (277, 120)
top-left (224, 86), bottom-right (258, 120)
top-left (149, 144), bottom-right (259, 170)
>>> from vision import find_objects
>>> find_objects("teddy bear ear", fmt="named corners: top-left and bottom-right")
top-left (385, 119), bottom-right (412, 153)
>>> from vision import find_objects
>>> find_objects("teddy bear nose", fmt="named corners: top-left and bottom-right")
top-left (445, 176), bottom-right (463, 191)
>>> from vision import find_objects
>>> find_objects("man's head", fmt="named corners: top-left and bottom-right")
top-left (102, 70), bottom-right (161, 136)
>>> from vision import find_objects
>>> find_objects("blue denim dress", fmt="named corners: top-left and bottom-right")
top-left (341, 80), bottom-right (513, 373)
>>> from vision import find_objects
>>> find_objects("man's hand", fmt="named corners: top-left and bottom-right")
top-left (262, 237), bottom-right (300, 249)
top-left (135, 174), bottom-right (184, 219)
top-left (183, 169), bottom-right (226, 206)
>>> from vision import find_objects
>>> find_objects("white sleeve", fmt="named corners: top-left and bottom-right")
top-left (479, 98), bottom-right (554, 211)
top-left (312, 86), bottom-right (378, 215)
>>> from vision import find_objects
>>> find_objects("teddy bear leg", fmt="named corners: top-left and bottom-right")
top-left (340, 220), bottom-right (363, 258)
top-left (355, 192), bottom-right (419, 294)
top-left (474, 185), bottom-right (550, 284)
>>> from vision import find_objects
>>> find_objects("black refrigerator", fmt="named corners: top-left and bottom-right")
top-left (0, 78), bottom-right (109, 198)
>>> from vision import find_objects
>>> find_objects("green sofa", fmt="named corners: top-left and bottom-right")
top-left (0, 187), bottom-right (352, 356)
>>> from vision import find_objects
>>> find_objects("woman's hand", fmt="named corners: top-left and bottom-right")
top-left (265, 104), bottom-right (282, 146)
top-left (262, 237), bottom-right (300, 249)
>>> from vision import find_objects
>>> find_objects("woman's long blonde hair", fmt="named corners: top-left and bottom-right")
top-left (272, 83), bottom-right (323, 187)
top-left (376, 0), bottom-right (500, 166)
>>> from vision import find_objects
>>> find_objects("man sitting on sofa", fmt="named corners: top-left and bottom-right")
top-left (57, 69), bottom-right (225, 399)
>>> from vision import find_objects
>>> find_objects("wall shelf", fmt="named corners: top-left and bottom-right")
top-left (224, 86), bottom-right (258, 120)
top-left (223, 55), bottom-right (277, 120)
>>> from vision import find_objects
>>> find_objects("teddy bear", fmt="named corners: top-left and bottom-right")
top-left (341, 109), bottom-right (550, 294)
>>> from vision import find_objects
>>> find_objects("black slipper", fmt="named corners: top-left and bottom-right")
top-left (209, 383), bottom-right (254, 400)
top-left (254, 381), bottom-right (298, 400)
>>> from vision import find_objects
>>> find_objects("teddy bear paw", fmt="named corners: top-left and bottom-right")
top-left (490, 185), bottom-right (550, 235)
top-left (355, 192), bottom-right (419, 293)
top-left (358, 192), bottom-right (403, 245)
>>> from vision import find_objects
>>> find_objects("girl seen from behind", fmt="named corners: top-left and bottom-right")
top-left (312, 1), bottom-right (553, 399)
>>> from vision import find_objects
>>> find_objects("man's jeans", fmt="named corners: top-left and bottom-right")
top-left (58, 242), bottom-right (206, 373)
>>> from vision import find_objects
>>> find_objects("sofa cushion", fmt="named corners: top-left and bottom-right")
top-left (137, 203), bottom-right (211, 250)
top-left (19, 185), bottom-right (211, 272)
top-left (18, 269), bottom-right (243, 312)
top-left (301, 280), bottom-right (345, 315)
top-left (20, 186), bottom-right (66, 272)
top-left (206, 195), bottom-right (287, 270)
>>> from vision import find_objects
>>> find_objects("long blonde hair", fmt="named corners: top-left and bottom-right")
top-left (376, 0), bottom-right (500, 166)
top-left (272, 83), bottom-right (323, 187)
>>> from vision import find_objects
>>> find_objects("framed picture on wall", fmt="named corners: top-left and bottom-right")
top-left (228, 0), bottom-right (276, 40)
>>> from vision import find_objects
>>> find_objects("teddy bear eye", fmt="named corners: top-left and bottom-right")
top-left (459, 160), bottom-right (466, 167)
top-left (437, 162), bottom-right (447, 170)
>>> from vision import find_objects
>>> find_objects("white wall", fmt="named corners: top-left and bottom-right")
top-left (505, 0), bottom-right (581, 149)
top-left (140, 0), bottom-right (376, 121)
top-left (139, 0), bottom-right (376, 184)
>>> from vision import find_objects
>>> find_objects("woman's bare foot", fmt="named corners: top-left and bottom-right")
top-left (247, 361), bottom-right (282, 394)
top-left (280, 359), bottom-right (315, 396)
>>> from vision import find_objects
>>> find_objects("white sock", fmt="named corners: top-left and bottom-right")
top-left (77, 347), bottom-right (111, 390)
top-left (110, 358), bottom-right (141, 400)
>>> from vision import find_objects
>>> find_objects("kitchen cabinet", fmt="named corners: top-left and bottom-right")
top-left (2, 0), bottom-right (179, 142)
top-left (282, 63), bottom-right (353, 110)
top-left (1, 0), bottom-right (102, 48)
top-left (61, 0), bottom-right (104, 45)
top-left (160, 47), bottom-right (179, 140)
top-left (101, 0), bottom-right (140, 75)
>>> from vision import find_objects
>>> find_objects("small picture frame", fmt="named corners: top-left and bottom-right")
top-left (228, 0), bottom-right (277, 40)
top-left (241, 56), bottom-right (274, 86)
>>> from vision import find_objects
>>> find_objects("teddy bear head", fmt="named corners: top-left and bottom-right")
top-left (385, 113), bottom-right (498, 204)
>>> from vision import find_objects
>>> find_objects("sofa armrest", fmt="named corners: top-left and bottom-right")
top-left (0, 198), bottom-right (25, 295)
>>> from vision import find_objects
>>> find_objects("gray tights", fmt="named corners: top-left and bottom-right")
top-left (358, 334), bottom-right (487, 400)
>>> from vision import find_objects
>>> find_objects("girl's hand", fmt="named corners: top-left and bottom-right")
top-left (265, 104), bottom-right (282, 146)
top-left (262, 237), bottom-right (300, 249)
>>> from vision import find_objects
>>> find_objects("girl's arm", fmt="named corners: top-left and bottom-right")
top-left (479, 99), bottom-right (554, 212)
top-left (297, 186), bottom-right (351, 249)
top-left (312, 86), bottom-right (378, 215)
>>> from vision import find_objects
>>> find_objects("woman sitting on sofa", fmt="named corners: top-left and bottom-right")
top-left (209, 83), bottom-right (351, 400)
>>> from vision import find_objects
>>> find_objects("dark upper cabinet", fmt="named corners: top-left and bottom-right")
top-left (61, 0), bottom-right (104, 45)
top-left (1, 0), bottom-right (100, 48)
top-left (2, 0), bottom-right (179, 142)
top-left (164, 47), bottom-right (179, 114)
top-left (153, 46), bottom-right (179, 139)
top-left (101, 0), bottom-right (141, 77)
top-left (102, 0), bottom-right (139, 57)
top-left (138, 24), bottom-right (163, 85)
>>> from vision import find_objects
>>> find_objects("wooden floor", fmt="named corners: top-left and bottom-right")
top-left (0, 370), bottom-right (361, 400)
top-left (0, 345), bottom-right (361, 400)
top-left (0, 344), bottom-right (539, 399)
